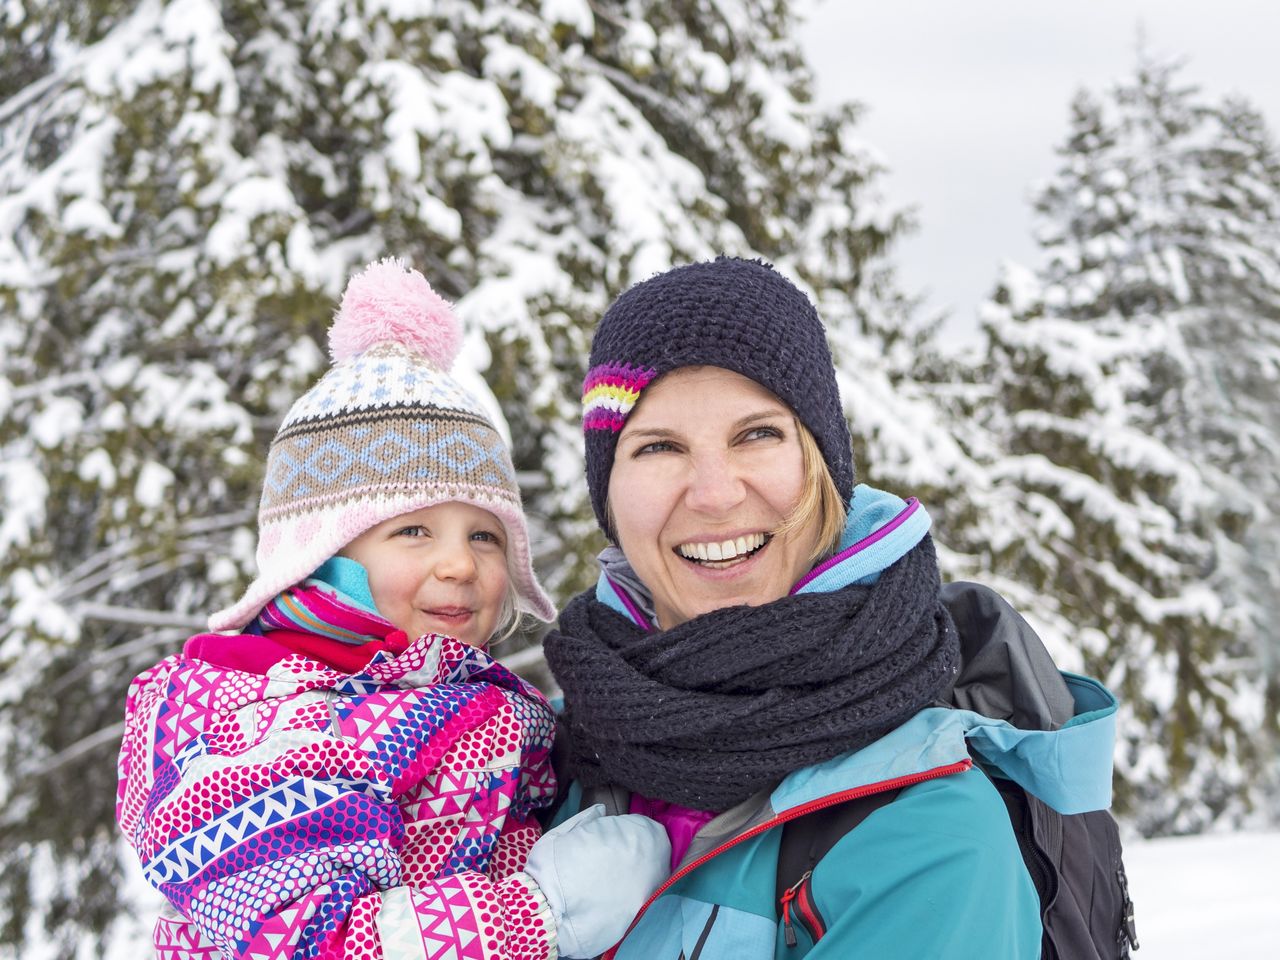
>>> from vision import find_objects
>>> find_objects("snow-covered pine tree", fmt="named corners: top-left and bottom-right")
top-left (0, 0), bottom-right (910, 950)
top-left (977, 54), bottom-right (1280, 835)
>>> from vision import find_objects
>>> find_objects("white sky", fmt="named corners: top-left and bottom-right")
top-left (797, 1), bottom-right (1280, 341)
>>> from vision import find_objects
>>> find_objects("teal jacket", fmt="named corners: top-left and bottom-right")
top-left (555, 486), bottom-right (1119, 960)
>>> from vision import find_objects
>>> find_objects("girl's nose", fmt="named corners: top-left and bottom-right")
top-left (683, 454), bottom-right (747, 515)
top-left (432, 543), bottom-right (478, 582)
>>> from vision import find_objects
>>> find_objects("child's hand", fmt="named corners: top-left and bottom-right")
top-left (525, 804), bottom-right (671, 959)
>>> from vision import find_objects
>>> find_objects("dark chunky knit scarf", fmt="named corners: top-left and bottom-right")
top-left (542, 535), bottom-right (960, 812)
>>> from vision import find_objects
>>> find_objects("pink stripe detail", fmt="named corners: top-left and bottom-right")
top-left (584, 409), bottom-right (627, 432)
top-left (582, 363), bottom-right (657, 394)
top-left (262, 583), bottom-right (390, 639)
top-left (607, 576), bottom-right (654, 632)
top-left (306, 587), bottom-right (385, 634)
top-left (790, 498), bottom-right (920, 594)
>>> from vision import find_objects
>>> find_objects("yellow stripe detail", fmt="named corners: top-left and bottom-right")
top-left (583, 383), bottom-right (642, 406)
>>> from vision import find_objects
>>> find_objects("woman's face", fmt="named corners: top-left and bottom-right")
top-left (608, 366), bottom-right (819, 628)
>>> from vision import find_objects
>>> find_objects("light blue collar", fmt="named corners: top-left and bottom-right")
top-left (309, 556), bottom-right (381, 615)
top-left (771, 682), bottom-right (1117, 817)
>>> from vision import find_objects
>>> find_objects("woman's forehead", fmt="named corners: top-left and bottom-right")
top-left (627, 366), bottom-right (789, 422)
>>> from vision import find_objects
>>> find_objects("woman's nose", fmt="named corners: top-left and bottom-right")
top-left (683, 454), bottom-right (747, 514)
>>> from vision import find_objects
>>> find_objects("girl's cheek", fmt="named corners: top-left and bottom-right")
top-left (370, 565), bottom-right (420, 603)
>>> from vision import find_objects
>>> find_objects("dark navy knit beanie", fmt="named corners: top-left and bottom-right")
top-left (581, 257), bottom-right (854, 536)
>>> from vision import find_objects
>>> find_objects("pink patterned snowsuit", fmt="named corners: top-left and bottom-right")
top-left (117, 627), bottom-right (558, 960)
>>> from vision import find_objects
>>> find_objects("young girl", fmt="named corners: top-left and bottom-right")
top-left (116, 260), bottom-right (668, 960)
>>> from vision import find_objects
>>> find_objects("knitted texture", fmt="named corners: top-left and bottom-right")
top-left (582, 257), bottom-right (854, 535)
top-left (543, 535), bottom-right (959, 811)
top-left (209, 258), bottom-right (555, 631)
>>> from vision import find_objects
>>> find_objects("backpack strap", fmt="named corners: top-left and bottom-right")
top-left (775, 788), bottom-right (903, 911)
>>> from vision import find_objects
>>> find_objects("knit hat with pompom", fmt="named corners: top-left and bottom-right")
top-left (209, 258), bottom-right (555, 632)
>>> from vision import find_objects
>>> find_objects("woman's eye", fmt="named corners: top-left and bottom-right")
top-left (742, 426), bottom-right (783, 443)
top-left (635, 440), bottom-right (676, 456)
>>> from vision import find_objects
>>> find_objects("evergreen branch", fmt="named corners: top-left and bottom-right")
top-left (73, 603), bottom-right (205, 630)
top-left (332, 208), bottom-right (376, 240)
top-left (70, 549), bottom-right (211, 603)
top-left (7, 369), bottom-right (104, 402)
top-left (497, 643), bottom-right (548, 673)
top-left (55, 510), bottom-right (253, 602)
top-left (582, 55), bottom-right (719, 154)
top-left (583, 0), bottom-right (627, 29)
top-left (25, 722), bottom-right (123, 780)
top-left (46, 628), bottom-right (187, 697)
top-left (0, 68), bottom-right (67, 127)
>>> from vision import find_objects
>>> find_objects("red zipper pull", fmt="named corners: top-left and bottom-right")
top-left (779, 870), bottom-right (812, 948)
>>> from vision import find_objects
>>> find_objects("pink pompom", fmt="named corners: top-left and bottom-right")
top-left (329, 258), bottom-right (462, 367)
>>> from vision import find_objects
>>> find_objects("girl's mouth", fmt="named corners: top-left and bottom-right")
top-left (674, 532), bottom-right (771, 570)
top-left (422, 607), bottom-right (473, 624)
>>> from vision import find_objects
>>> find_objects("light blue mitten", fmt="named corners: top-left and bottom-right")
top-left (525, 804), bottom-right (671, 959)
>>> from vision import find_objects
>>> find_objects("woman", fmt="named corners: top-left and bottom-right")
top-left (543, 257), bottom-right (1119, 959)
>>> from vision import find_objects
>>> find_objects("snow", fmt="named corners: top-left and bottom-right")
top-left (747, 60), bottom-right (812, 152)
top-left (135, 461), bottom-right (175, 510)
top-left (62, 196), bottom-right (122, 239)
top-left (78, 448), bottom-right (117, 490)
top-left (485, 39), bottom-right (562, 112)
top-left (618, 21), bottom-right (658, 70)
top-left (1124, 831), bottom-right (1280, 957)
top-left (88, 830), bottom-right (1280, 958)
top-left (540, 0), bottom-right (593, 38)
top-left (29, 396), bottom-right (83, 448)
top-left (203, 175), bottom-right (298, 266)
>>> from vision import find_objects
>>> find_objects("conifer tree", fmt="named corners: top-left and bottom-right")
top-left (978, 54), bottom-right (1280, 834)
top-left (0, 0), bottom-right (909, 949)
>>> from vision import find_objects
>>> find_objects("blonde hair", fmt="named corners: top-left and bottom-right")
top-left (775, 419), bottom-right (848, 565)
top-left (487, 575), bottom-right (524, 647)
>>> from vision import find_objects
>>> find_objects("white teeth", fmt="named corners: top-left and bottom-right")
top-left (678, 533), bottom-right (767, 562)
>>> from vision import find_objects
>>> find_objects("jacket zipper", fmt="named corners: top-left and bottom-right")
top-left (779, 870), bottom-right (810, 947)
top-left (1117, 859), bottom-right (1139, 950)
top-left (780, 870), bottom-right (828, 947)
top-left (795, 872), bottom-right (825, 945)
top-left (601, 758), bottom-right (973, 960)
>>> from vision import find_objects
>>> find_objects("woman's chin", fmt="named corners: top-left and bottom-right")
top-left (663, 551), bottom-right (794, 620)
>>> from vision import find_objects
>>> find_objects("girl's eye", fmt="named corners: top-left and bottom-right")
top-left (395, 525), bottom-right (429, 538)
top-left (471, 529), bottom-right (504, 546)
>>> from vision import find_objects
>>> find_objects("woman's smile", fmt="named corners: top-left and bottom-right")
top-left (675, 531), bottom-right (770, 564)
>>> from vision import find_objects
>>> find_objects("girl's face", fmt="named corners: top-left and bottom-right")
top-left (607, 366), bottom-right (819, 629)
top-left (340, 502), bottom-right (510, 647)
